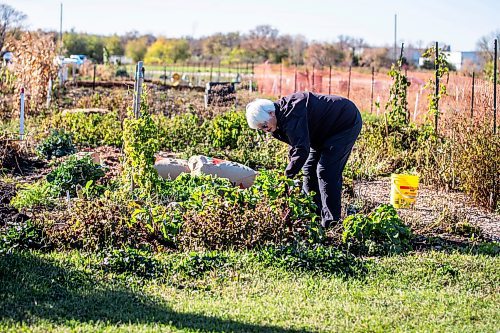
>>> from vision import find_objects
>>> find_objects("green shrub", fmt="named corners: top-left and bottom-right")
top-left (156, 113), bottom-right (204, 152)
top-left (342, 204), bottom-right (412, 255)
top-left (251, 170), bottom-right (318, 223)
top-left (46, 155), bottom-right (105, 196)
top-left (129, 201), bottom-right (182, 247)
top-left (0, 219), bottom-right (46, 252)
top-left (155, 111), bottom-right (287, 170)
top-left (157, 173), bottom-right (234, 202)
top-left (174, 251), bottom-right (229, 278)
top-left (10, 180), bottom-right (59, 210)
top-left (115, 68), bottom-right (129, 78)
top-left (451, 122), bottom-right (499, 211)
top-left (101, 247), bottom-right (159, 278)
top-left (206, 111), bottom-right (253, 149)
top-left (36, 129), bottom-right (76, 160)
top-left (415, 119), bottom-right (499, 211)
top-left (44, 111), bottom-right (123, 147)
top-left (256, 243), bottom-right (365, 276)
top-left (157, 171), bottom-right (319, 250)
top-left (122, 88), bottom-right (161, 197)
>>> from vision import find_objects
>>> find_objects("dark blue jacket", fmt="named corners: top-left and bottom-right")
top-left (272, 92), bottom-right (359, 178)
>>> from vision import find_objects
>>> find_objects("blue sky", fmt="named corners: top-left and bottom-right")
top-left (5, 0), bottom-right (500, 51)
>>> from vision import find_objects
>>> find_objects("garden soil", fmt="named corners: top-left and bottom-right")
top-left (355, 178), bottom-right (500, 242)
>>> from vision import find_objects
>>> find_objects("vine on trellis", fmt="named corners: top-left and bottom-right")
top-left (386, 45), bottom-right (410, 128)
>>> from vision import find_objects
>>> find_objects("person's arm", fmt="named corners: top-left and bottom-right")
top-left (284, 113), bottom-right (310, 178)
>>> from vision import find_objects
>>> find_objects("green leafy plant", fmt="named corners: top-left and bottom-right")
top-left (174, 170), bottom-right (320, 250)
top-left (174, 251), bottom-right (229, 278)
top-left (122, 86), bottom-right (161, 197)
top-left (386, 53), bottom-right (410, 127)
top-left (129, 202), bottom-right (182, 247)
top-left (257, 243), bottom-right (365, 276)
top-left (206, 110), bottom-right (253, 149)
top-left (36, 129), bottom-right (76, 160)
top-left (46, 155), bottom-right (105, 196)
top-left (156, 112), bottom-right (204, 152)
top-left (101, 247), bottom-right (160, 278)
top-left (422, 46), bottom-right (449, 124)
top-left (342, 204), bottom-right (412, 255)
top-left (0, 219), bottom-right (46, 253)
top-left (43, 111), bottom-right (123, 147)
top-left (10, 180), bottom-right (59, 210)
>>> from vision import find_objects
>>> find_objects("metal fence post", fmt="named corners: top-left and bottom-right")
top-left (92, 64), bottom-right (96, 91)
top-left (279, 61), bottom-right (283, 97)
top-left (133, 61), bottom-right (144, 118)
top-left (471, 71), bottom-right (475, 119)
top-left (294, 64), bottom-right (298, 93)
top-left (370, 67), bottom-right (375, 113)
top-left (435, 41), bottom-right (439, 133)
top-left (347, 65), bottom-right (352, 99)
top-left (311, 65), bottom-right (315, 92)
top-left (20, 87), bottom-right (25, 140)
top-left (494, 39), bottom-right (497, 134)
top-left (328, 65), bottom-right (332, 95)
top-left (47, 78), bottom-right (52, 108)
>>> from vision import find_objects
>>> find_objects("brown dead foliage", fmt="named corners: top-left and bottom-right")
top-left (0, 180), bottom-right (29, 227)
top-left (32, 198), bottom-right (167, 252)
top-left (178, 198), bottom-right (308, 251)
top-left (6, 31), bottom-right (58, 115)
top-left (0, 137), bottom-right (31, 172)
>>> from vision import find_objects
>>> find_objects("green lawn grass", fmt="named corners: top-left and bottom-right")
top-left (1, 250), bottom-right (498, 332)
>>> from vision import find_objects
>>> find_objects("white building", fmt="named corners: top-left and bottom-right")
top-left (109, 55), bottom-right (133, 65)
top-left (419, 51), bottom-right (481, 71)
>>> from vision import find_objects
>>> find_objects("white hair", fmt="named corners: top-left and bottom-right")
top-left (245, 99), bottom-right (275, 129)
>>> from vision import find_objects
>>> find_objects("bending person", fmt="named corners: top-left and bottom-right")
top-left (245, 92), bottom-right (362, 228)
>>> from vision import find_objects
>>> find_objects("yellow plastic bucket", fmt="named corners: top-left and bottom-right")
top-left (390, 174), bottom-right (419, 208)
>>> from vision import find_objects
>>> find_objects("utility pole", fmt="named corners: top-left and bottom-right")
top-left (394, 14), bottom-right (398, 62)
top-left (59, 3), bottom-right (63, 54)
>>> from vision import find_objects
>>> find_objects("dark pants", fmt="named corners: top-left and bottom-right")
top-left (302, 111), bottom-right (362, 228)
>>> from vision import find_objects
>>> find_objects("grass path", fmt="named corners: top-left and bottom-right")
top-left (1, 250), bottom-right (498, 332)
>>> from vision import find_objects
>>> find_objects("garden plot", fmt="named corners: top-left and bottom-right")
top-left (355, 178), bottom-right (500, 242)
top-left (1, 82), bottom-right (499, 332)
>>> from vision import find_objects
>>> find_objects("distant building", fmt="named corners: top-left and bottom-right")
top-left (405, 48), bottom-right (422, 66)
top-left (419, 51), bottom-right (481, 71)
top-left (109, 55), bottom-right (133, 65)
top-left (2, 51), bottom-right (13, 63)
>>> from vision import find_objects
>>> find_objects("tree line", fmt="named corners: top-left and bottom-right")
top-left (1, 3), bottom-right (499, 73)
top-left (62, 26), bottom-right (380, 68)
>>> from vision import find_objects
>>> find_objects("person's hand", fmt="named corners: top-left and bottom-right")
top-left (283, 182), bottom-right (291, 196)
top-left (284, 180), bottom-right (300, 196)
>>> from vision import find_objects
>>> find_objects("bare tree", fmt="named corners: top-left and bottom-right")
top-left (287, 34), bottom-right (308, 65)
top-left (304, 42), bottom-right (344, 67)
top-left (476, 29), bottom-right (500, 62)
top-left (241, 25), bottom-right (288, 62)
top-left (0, 4), bottom-right (27, 56)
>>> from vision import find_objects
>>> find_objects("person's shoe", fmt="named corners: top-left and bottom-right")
top-left (321, 219), bottom-right (340, 229)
